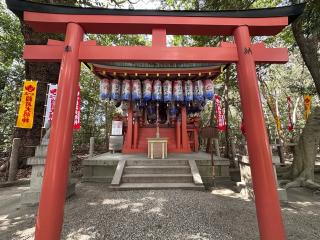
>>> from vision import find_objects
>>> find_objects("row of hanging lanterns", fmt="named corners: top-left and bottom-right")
top-left (100, 79), bottom-right (214, 103)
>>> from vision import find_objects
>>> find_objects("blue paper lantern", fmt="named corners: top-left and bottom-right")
top-left (173, 80), bottom-right (183, 102)
top-left (121, 79), bottom-right (131, 101)
top-left (152, 79), bottom-right (162, 101)
top-left (111, 78), bottom-right (121, 101)
top-left (143, 79), bottom-right (152, 102)
top-left (163, 80), bottom-right (173, 102)
top-left (132, 80), bottom-right (142, 101)
top-left (184, 80), bottom-right (193, 102)
top-left (193, 80), bottom-right (204, 102)
top-left (100, 79), bottom-right (110, 100)
top-left (204, 79), bottom-right (214, 100)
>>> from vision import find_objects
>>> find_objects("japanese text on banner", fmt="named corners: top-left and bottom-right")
top-left (214, 95), bottom-right (226, 131)
top-left (16, 80), bottom-right (37, 129)
top-left (44, 84), bottom-right (81, 130)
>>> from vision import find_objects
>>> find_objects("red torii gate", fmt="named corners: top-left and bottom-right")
top-left (7, 1), bottom-right (305, 239)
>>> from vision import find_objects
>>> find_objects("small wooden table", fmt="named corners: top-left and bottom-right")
top-left (147, 138), bottom-right (168, 159)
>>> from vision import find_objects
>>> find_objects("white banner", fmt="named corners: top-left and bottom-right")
top-left (44, 84), bottom-right (58, 127)
top-left (44, 84), bottom-right (81, 130)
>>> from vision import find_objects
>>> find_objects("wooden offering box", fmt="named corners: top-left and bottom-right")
top-left (147, 138), bottom-right (168, 159)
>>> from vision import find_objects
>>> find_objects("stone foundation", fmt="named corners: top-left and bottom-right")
top-left (236, 156), bottom-right (287, 202)
top-left (21, 144), bottom-right (75, 206)
top-left (82, 153), bottom-right (230, 188)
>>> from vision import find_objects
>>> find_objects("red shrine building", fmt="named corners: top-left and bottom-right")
top-left (93, 62), bottom-right (222, 154)
top-left (6, 0), bottom-right (305, 240)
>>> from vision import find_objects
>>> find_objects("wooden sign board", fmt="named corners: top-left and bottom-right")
top-left (199, 127), bottom-right (219, 139)
top-left (111, 121), bottom-right (123, 136)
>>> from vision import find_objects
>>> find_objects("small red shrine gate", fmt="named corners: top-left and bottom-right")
top-left (7, 1), bottom-right (305, 239)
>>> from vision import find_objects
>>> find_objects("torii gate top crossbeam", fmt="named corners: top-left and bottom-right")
top-left (7, 0), bottom-right (304, 36)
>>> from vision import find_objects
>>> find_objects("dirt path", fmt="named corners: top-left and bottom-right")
top-left (0, 183), bottom-right (319, 240)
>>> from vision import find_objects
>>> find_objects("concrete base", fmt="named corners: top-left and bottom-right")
top-left (21, 181), bottom-right (76, 206)
top-left (82, 152), bottom-right (230, 188)
top-left (236, 156), bottom-right (287, 202)
top-left (111, 183), bottom-right (204, 191)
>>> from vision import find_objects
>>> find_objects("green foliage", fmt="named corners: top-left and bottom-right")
top-left (0, 1), bottom-right (24, 150)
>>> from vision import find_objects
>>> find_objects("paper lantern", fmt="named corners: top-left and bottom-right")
top-left (152, 79), bottom-right (162, 101)
top-left (111, 78), bottom-right (121, 101)
top-left (132, 80), bottom-right (142, 101)
top-left (204, 79), bottom-right (214, 100)
top-left (194, 80), bottom-right (204, 102)
top-left (173, 80), bottom-right (183, 102)
top-left (143, 79), bottom-right (152, 102)
top-left (163, 80), bottom-right (173, 102)
top-left (100, 79), bottom-right (110, 100)
top-left (184, 80), bottom-right (193, 102)
top-left (121, 79), bottom-right (131, 101)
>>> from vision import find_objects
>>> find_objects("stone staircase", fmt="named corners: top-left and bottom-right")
top-left (111, 159), bottom-right (204, 190)
top-left (21, 143), bottom-right (75, 206)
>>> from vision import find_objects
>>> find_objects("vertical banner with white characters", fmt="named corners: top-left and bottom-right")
top-left (44, 84), bottom-right (81, 130)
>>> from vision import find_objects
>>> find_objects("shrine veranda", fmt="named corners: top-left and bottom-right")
top-left (6, 1), bottom-right (305, 240)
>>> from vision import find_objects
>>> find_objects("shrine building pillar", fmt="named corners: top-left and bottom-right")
top-left (124, 103), bottom-right (133, 151)
top-left (234, 25), bottom-right (286, 240)
top-left (176, 120), bottom-right (181, 149)
top-left (181, 106), bottom-right (190, 152)
top-left (133, 117), bottom-right (139, 149)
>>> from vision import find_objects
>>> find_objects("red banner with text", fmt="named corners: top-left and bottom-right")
top-left (214, 95), bottom-right (226, 131)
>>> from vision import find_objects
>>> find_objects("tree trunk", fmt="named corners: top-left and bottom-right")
top-left (286, 2), bottom-right (320, 187)
top-left (13, 22), bottom-right (61, 165)
top-left (290, 107), bottom-right (320, 181)
top-left (292, 13), bottom-right (320, 96)
top-left (12, 0), bottom-right (79, 165)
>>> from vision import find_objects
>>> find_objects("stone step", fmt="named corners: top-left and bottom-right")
top-left (112, 182), bottom-right (204, 191)
top-left (122, 173), bottom-right (193, 183)
top-left (82, 176), bottom-right (112, 183)
top-left (126, 159), bottom-right (189, 166)
top-left (34, 145), bottom-right (48, 158)
top-left (124, 165), bottom-right (191, 174)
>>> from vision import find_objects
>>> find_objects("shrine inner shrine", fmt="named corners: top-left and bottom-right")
top-left (6, 0), bottom-right (305, 240)
top-left (94, 62), bottom-right (222, 153)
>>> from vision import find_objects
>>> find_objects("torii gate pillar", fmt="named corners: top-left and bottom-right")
top-left (234, 25), bottom-right (286, 240)
top-left (34, 23), bottom-right (84, 240)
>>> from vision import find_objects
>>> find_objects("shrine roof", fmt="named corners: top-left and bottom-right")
top-left (6, 0), bottom-right (304, 24)
top-left (89, 62), bottom-right (224, 80)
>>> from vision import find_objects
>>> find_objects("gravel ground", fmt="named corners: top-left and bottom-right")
top-left (1, 183), bottom-right (320, 240)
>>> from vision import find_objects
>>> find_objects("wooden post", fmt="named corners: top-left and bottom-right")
top-left (214, 138), bottom-right (220, 157)
top-left (123, 103), bottom-right (133, 151)
top-left (133, 120), bottom-right (139, 148)
top-left (276, 138), bottom-right (285, 164)
top-left (230, 140), bottom-right (238, 167)
top-left (181, 106), bottom-right (190, 151)
top-left (89, 137), bottom-right (94, 157)
top-left (176, 121), bottom-right (181, 149)
top-left (8, 138), bottom-right (21, 182)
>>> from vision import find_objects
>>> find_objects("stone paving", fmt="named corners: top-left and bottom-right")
top-left (1, 183), bottom-right (320, 240)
